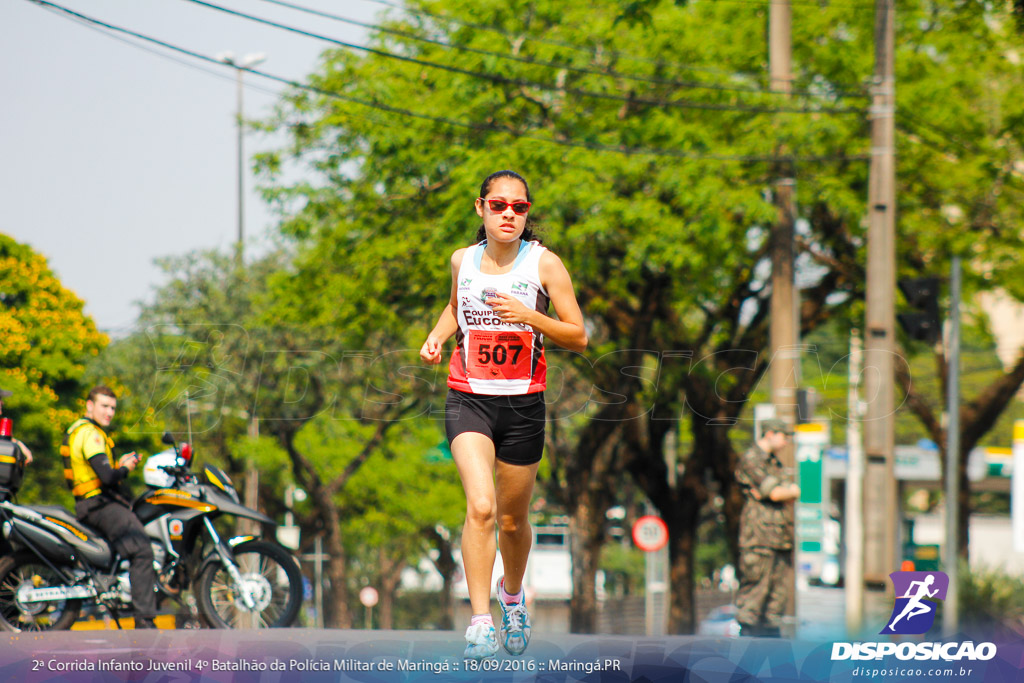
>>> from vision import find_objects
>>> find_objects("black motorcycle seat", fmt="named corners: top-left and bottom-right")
top-left (28, 505), bottom-right (107, 542)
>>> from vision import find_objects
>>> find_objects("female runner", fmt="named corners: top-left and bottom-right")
top-left (420, 170), bottom-right (587, 658)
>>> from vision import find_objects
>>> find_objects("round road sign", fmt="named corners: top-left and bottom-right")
top-left (632, 515), bottom-right (669, 552)
top-left (359, 586), bottom-right (379, 607)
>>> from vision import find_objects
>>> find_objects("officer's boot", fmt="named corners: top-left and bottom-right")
top-left (738, 622), bottom-right (761, 637)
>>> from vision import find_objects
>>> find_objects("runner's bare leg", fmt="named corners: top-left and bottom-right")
top-left (495, 460), bottom-right (540, 595)
top-left (452, 432), bottom-right (499, 616)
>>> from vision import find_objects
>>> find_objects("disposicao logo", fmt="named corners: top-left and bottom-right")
top-left (881, 570), bottom-right (948, 635)
top-left (830, 569), bottom-right (996, 663)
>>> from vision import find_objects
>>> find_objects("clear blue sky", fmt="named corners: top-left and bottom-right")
top-left (1, 0), bottom-right (379, 334)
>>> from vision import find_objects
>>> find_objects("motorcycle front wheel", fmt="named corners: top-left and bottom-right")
top-left (196, 540), bottom-right (302, 628)
top-left (0, 551), bottom-right (82, 631)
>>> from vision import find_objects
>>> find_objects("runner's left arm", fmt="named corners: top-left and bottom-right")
top-left (489, 251), bottom-right (587, 352)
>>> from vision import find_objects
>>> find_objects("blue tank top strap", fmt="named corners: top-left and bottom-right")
top-left (474, 240), bottom-right (532, 270)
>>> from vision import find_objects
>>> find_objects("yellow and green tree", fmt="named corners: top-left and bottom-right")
top-left (0, 233), bottom-right (108, 502)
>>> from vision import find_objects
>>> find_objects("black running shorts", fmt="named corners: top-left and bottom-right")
top-left (444, 388), bottom-right (546, 465)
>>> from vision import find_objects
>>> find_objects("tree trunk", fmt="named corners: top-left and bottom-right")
top-left (898, 347), bottom-right (1024, 565)
top-left (549, 396), bottom-right (633, 634)
top-left (378, 550), bottom-right (405, 630)
top-left (275, 418), bottom-right (404, 629)
top-left (665, 502), bottom-right (700, 633)
top-left (640, 364), bottom-right (756, 634)
top-left (695, 418), bottom-right (743, 566)
top-left (427, 527), bottom-right (456, 630)
top-left (322, 502), bottom-right (352, 628)
top-left (568, 494), bottom-right (606, 633)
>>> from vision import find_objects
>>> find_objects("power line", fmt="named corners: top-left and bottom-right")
top-left (37, 5), bottom-right (283, 100)
top-left (27, 0), bottom-right (868, 164)
top-left (357, 0), bottom-right (762, 77)
top-left (354, 0), bottom-right (918, 77)
top-left (257, 0), bottom-right (867, 100)
top-left (183, 0), bottom-right (862, 115)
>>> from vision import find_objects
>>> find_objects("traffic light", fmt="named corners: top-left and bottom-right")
top-left (897, 277), bottom-right (941, 343)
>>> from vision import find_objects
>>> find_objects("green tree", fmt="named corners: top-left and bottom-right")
top-left (255, 0), bottom-right (1024, 632)
top-left (332, 417), bottom-right (463, 629)
top-left (93, 250), bottom-right (343, 614)
top-left (99, 248), bottom-right (461, 628)
top-left (257, 0), bottom-right (861, 633)
top-left (0, 233), bottom-right (108, 503)
top-left (885, 0), bottom-right (1024, 561)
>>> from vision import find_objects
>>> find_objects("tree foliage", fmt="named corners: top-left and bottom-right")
top-left (0, 233), bottom-right (108, 503)
top-left (94, 248), bottom-right (465, 627)
top-left (249, 0), bottom-right (1024, 632)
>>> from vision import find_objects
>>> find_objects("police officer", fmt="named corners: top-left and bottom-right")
top-left (0, 387), bottom-right (33, 463)
top-left (734, 418), bottom-right (799, 638)
top-left (0, 386), bottom-right (31, 557)
top-left (63, 385), bottom-right (156, 628)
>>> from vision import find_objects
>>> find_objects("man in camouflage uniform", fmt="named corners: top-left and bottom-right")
top-left (734, 418), bottom-right (800, 637)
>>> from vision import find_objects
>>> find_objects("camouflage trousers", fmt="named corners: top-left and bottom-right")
top-left (735, 547), bottom-right (792, 629)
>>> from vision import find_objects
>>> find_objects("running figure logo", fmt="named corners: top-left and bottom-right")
top-left (880, 571), bottom-right (949, 635)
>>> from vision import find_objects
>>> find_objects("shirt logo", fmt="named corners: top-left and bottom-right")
top-left (511, 280), bottom-right (529, 294)
top-left (881, 571), bottom-right (949, 635)
top-left (459, 278), bottom-right (471, 290)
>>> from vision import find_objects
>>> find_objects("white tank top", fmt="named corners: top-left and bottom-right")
top-left (447, 240), bottom-right (549, 395)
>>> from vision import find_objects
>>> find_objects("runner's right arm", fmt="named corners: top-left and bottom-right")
top-left (420, 249), bottom-right (466, 364)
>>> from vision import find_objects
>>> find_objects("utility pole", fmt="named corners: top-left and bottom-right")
top-left (769, 0), bottom-right (799, 632)
top-left (245, 413), bottom-right (260, 535)
top-left (942, 257), bottom-right (961, 634)
top-left (216, 51), bottom-right (267, 266)
top-left (845, 331), bottom-right (865, 636)
top-left (217, 52), bottom-right (266, 536)
top-left (863, 0), bottom-right (898, 583)
top-left (769, 0), bottom-right (798, 430)
top-left (234, 66), bottom-right (245, 265)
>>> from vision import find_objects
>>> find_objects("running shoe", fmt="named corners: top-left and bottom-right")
top-left (463, 623), bottom-right (499, 659)
top-left (496, 576), bottom-right (531, 655)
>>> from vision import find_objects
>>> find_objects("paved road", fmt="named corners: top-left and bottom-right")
top-left (796, 585), bottom-right (893, 641)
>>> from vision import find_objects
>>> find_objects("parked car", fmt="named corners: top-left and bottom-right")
top-left (697, 604), bottom-right (741, 638)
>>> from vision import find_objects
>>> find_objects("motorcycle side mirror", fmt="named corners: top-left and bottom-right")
top-left (161, 432), bottom-right (175, 446)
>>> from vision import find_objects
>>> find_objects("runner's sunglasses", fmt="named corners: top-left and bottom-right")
top-left (479, 198), bottom-right (532, 215)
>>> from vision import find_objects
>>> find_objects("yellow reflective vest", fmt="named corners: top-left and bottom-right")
top-left (60, 418), bottom-right (115, 499)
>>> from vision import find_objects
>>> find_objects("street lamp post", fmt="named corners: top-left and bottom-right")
top-left (216, 51), bottom-right (266, 266)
